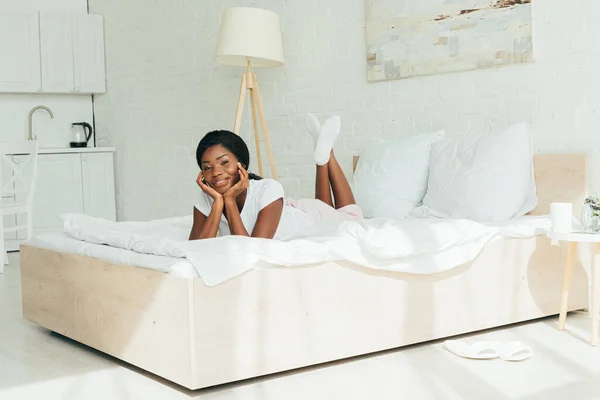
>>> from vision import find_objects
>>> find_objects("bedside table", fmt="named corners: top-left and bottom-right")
top-left (547, 230), bottom-right (600, 346)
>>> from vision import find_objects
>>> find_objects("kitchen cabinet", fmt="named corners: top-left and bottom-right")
top-left (39, 13), bottom-right (74, 93)
top-left (81, 152), bottom-right (116, 222)
top-left (72, 14), bottom-right (106, 94)
top-left (4, 148), bottom-right (116, 251)
top-left (0, 13), bottom-right (41, 93)
top-left (16, 153), bottom-right (85, 236)
top-left (40, 13), bottom-right (106, 94)
top-left (0, 11), bottom-right (106, 94)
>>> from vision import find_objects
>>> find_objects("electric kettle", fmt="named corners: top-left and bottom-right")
top-left (70, 122), bottom-right (93, 148)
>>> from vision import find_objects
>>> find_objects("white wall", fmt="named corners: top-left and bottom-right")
top-left (89, 0), bottom-right (600, 221)
top-left (0, 0), bottom-right (94, 148)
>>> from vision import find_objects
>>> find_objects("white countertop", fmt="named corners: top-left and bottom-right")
top-left (39, 147), bottom-right (116, 154)
top-left (8, 147), bottom-right (117, 155)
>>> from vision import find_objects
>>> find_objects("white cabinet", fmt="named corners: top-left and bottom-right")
top-left (73, 14), bottom-right (106, 94)
top-left (40, 13), bottom-right (106, 94)
top-left (0, 13), bottom-right (41, 93)
top-left (40, 13), bottom-right (74, 93)
top-left (81, 153), bottom-right (116, 221)
top-left (0, 11), bottom-right (106, 94)
top-left (3, 150), bottom-right (116, 251)
top-left (18, 153), bottom-right (85, 234)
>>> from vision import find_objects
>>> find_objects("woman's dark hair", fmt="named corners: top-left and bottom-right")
top-left (196, 130), bottom-right (262, 180)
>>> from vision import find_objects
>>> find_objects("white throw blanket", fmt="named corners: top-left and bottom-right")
top-left (61, 214), bottom-right (549, 286)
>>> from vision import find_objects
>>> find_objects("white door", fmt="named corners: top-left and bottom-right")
top-left (81, 152), bottom-right (116, 221)
top-left (0, 13), bottom-right (41, 93)
top-left (40, 12), bottom-right (75, 93)
top-left (17, 154), bottom-right (84, 235)
top-left (73, 14), bottom-right (106, 94)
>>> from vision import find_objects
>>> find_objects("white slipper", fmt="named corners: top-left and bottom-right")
top-left (443, 340), bottom-right (503, 360)
top-left (498, 341), bottom-right (533, 362)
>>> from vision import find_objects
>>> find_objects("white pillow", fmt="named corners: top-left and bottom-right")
top-left (515, 143), bottom-right (538, 217)
top-left (415, 122), bottom-right (536, 222)
top-left (353, 131), bottom-right (444, 219)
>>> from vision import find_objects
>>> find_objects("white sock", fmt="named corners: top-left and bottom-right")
top-left (304, 113), bottom-right (321, 143)
top-left (314, 115), bottom-right (341, 165)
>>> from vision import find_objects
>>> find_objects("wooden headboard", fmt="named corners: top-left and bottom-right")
top-left (352, 154), bottom-right (588, 216)
top-left (529, 154), bottom-right (587, 216)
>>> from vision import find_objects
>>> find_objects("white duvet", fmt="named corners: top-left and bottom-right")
top-left (60, 213), bottom-right (550, 286)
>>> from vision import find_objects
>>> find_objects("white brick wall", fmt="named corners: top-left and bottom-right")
top-left (89, 0), bottom-right (600, 221)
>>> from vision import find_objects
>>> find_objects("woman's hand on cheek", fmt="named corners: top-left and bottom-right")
top-left (197, 171), bottom-right (223, 202)
top-left (223, 163), bottom-right (249, 203)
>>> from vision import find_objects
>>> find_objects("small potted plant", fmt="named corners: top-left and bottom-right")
top-left (583, 193), bottom-right (600, 232)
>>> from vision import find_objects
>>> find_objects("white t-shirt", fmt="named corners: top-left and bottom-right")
top-left (194, 179), bottom-right (313, 240)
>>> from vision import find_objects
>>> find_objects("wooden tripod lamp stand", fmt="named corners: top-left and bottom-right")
top-left (215, 7), bottom-right (284, 180)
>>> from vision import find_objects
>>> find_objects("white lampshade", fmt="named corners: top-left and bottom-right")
top-left (215, 7), bottom-right (284, 68)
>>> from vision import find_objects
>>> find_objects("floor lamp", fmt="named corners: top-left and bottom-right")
top-left (215, 7), bottom-right (284, 180)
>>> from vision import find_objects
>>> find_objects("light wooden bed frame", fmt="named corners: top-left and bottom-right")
top-left (20, 154), bottom-right (589, 390)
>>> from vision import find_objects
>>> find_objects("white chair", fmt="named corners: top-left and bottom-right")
top-left (0, 141), bottom-right (39, 273)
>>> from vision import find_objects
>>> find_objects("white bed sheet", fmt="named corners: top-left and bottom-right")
top-left (28, 232), bottom-right (199, 279)
top-left (27, 214), bottom-right (553, 286)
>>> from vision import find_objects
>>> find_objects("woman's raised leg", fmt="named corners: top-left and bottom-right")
top-left (315, 163), bottom-right (333, 207)
top-left (306, 113), bottom-right (334, 207)
top-left (305, 113), bottom-right (354, 208)
top-left (327, 151), bottom-right (355, 209)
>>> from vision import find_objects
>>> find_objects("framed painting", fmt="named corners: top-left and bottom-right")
top-left (366, 0), bottom-right (533, 82)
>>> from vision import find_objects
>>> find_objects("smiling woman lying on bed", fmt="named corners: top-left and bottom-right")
top-left (189, 114), bottom-right (364, 241)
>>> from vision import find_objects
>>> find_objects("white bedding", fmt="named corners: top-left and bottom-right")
top-left (35, 213), bottom-right (553, 286)
top-left (29, 233), bottom-right (200, 279)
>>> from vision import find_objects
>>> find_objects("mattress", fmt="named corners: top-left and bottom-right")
top-left (28, 232), bottom-right (199, 279)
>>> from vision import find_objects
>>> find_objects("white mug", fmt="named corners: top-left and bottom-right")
top-left (550, 202), bottom-right (573, 233)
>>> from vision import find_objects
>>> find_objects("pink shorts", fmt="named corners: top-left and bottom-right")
top-left (286, 198), bottom-right (364, 223)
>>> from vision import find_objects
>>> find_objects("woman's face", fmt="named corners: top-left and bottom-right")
top-left (200, 145), bottom-right (241, 194)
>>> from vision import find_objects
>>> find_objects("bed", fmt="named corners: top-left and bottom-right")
top-left (20, 154), bottom-right (590, 390)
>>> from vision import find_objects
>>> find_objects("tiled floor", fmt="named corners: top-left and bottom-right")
top-left (2, 253), bottom-right (600, 400)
